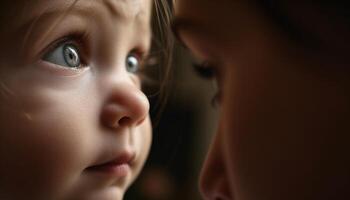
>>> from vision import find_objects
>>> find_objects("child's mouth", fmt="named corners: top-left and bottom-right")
top-left (86, 152), bottom-right (135, 178)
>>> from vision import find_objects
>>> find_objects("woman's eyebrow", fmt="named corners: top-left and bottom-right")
top-left (171, 17), bottom-right (201, 48)
top-left (171, 17), bottom-right (217, 49)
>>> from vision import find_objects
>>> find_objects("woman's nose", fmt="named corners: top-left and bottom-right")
top-left (100, 77), bottom-right (150, 129)
top-left (199, 130), bottom-right (232, 200)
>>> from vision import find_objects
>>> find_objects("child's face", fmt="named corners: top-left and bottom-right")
top-left (175, 0), bottom-right (350, 200)
top-left (0, 0), bottom-right (152, 200)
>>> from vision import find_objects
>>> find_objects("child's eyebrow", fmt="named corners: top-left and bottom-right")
top-left (15, 0), bottom-right (130, 43)
top-left (15, 0), bottom-right (144, 30)
top-left (14, 2), bottom-right (88, 33)
top-left (10, 0), bottom-right (150, 61)
top-left (103, 0), bottom-right (144, 19)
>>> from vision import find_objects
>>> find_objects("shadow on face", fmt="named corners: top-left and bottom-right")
top-left (173, 0), bottom-right (350, 200)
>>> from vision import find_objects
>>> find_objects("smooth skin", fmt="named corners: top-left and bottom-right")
top-left (0, 0), bottom-right (152, 200)
top-left (174, 0), bottom-right (350, 200)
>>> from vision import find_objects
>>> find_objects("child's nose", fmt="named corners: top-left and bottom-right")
top-left (100, 79), bottom-right (150, 129)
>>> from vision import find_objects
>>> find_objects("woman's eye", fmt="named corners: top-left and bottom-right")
top-left (193, 61), bottom-right (216, 79)
top-left (43, 43), bottom-right (82, 68)
top-left (192, 61), bottom-right (221, 107)
top-left (126, 54), bottom-right (140, 73)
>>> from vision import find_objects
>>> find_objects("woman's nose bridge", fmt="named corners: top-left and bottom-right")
top-left (200, 130), bottom-right (231, 199)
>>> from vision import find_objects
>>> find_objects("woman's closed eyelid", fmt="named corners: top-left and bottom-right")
top-left (193, 62), bottom-right (216, 79)
top-left (190, 59), bottom-right (222, 108)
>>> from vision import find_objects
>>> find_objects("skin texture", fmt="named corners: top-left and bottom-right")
top-left (174, 0), bottom-right (350, 200)
top-left (0, 0), bottom-right (152, 199)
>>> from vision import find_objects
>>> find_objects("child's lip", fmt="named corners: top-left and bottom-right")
top-left (86, 151), bottom-right (136, 177)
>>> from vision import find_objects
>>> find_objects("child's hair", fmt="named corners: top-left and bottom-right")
top-left (151, 0), bottom-right (174, 123)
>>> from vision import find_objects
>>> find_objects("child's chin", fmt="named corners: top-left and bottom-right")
top-left (72, 187), bottom-right (126, 200)
top-left (66, 166), bottom-right (135, 200)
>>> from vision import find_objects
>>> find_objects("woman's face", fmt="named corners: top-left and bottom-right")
top-left (0, 0), bottom-right (152, 200)
top-left (174, 0), bottom-right (350, 199)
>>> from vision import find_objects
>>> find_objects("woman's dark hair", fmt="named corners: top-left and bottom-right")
top-left (258, 1), bottom-right (350, 49)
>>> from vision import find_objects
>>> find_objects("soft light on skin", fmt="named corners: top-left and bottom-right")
top-left (0, 0), bottom-right (152, 200)
top-left (174, 0), bottom-right (350, 200)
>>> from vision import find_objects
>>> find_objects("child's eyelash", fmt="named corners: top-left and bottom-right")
top-left (40, 33), bottom-right (89, 63)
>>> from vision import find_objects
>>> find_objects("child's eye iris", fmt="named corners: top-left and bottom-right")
top-left (63, 45), bottom-right (80, 68)
top-left (43, 43), bottom-right (81, 68)
top-left (126, 54), bottom-right (139, 73)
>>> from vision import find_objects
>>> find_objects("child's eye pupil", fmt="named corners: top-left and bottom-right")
top-left (126, 55), bottom-right (139, 73)
top-left (64, 45), bottom-right (80, 68)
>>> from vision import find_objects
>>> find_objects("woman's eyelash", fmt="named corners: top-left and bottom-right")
top-left (192, 62), bottom-right (222, 107)
top-left (192, 62), bottom-right (216, 79)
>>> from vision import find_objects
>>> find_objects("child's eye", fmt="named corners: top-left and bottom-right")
top-left (126, 54), bottom-right (140, 73)
top-left (43, 43), bottom-right (83, 69)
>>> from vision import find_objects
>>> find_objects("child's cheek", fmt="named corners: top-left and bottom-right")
top-left (0, 72), bottom-right (98, 199)
top-left (132, 116), bottom-right (152, 182)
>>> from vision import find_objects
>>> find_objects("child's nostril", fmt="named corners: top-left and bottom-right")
top-left (119, 117), bottom-right (132, 126)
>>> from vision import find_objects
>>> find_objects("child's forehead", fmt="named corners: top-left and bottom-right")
top-left (3, 0), bottom-right (151, 28)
